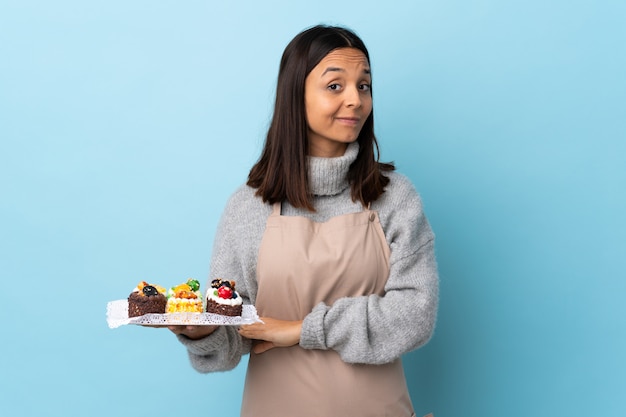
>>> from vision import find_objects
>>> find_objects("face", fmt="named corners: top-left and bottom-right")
top-left (304, 47), bottom-right (372, 157)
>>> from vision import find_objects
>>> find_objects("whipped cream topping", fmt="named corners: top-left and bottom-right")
top-left (207, 290), bottom-right (243, 306)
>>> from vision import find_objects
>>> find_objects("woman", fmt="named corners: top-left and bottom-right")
top-left (169, 25), bottom-right (438, 417)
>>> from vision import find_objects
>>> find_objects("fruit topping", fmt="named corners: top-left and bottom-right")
top-left (217, 286), bottom-right (233, 299)
top-left (173, 283), bottom-right (191, 293)
top-left (142, 285), bottom-right (159, 296)
top-left (187, 279), bottom-right (200, 291)
top-left (135, 281), bottom-right (166, 296)
top-left (169, 282), bottom-right (199, 299)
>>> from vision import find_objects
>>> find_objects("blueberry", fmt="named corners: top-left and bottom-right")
top-left (143, 285), bottom-right (158, 296)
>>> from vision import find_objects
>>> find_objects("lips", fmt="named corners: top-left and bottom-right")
top-left (334, 117), bottom-right (360, 126)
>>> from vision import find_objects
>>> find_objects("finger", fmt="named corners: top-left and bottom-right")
top-left (168, 325), bottom-right (194, 334)
top-left (238, 324), bottom-right (262, 338)
top-left (241, 322), bottom-right (264, 331)
top-left (168, 326), bottom-right (181, 334)
top-left (238, 327), bottom-right (253, 338)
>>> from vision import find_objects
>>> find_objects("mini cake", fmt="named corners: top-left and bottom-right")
top-left (127, 281), bottom-right (167, 317)
top-left (166, 278), bottom-right (204, 313)
top-left (206, 278), bottom-right (243, 316)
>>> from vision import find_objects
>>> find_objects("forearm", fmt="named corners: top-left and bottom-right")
top-left (239, 317), bottom-right (303, 354)
top-left (177, 326), bottom-right (251, 373)
top-left (300, 243), bottom-right (438, 364)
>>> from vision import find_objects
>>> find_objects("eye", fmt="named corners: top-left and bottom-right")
top-left (359, 83), bottom-right (371, 92)
top-left (327, 83), bottom-right (342, 91)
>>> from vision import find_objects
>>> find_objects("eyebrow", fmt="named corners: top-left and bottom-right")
top-left (321, 67), bottom-right (371, 76)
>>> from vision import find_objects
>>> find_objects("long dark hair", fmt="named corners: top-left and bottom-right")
top-left (247, 25), bottom-right (394, 211)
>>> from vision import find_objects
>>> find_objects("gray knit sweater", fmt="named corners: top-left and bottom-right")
top-left (177, 142), bottom-right (438, 370)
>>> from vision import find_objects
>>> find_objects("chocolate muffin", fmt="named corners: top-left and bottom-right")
top-left (128, 284), bottom-right (167, 317)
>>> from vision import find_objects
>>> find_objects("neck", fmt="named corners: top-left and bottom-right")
top-left (307, 142), bottom-right (359, 196)
top-left (308, 141), bottom-right (349, 158)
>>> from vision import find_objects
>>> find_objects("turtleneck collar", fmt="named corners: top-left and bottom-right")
top-left (308, 142), bottom-right (359, 196)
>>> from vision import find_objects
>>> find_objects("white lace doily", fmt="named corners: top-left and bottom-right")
top-left (106, 300), bottom-right (261, 329)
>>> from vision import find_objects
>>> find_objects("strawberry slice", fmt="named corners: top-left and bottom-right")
top-left (217, 286), bottom-right (233, 299)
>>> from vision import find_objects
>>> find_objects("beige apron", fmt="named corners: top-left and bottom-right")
top-left (241, 202), bottom-right (414, 417)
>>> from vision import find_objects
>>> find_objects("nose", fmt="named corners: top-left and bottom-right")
top-left (344, 86), bottom-right (362, 108)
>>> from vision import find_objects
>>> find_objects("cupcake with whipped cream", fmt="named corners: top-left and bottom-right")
top-left (165, 278), bottom-right (204, 313)
top-left (206, 278), bottom-right (243, 316)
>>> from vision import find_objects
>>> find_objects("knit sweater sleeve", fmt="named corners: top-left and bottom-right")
top-left (176, 186), bottom-right (265, 373)
top-left (299, 174), bottom-right (439, 365)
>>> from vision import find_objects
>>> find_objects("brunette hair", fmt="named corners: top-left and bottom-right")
top-left (247, 25), bottom-right (394, 211)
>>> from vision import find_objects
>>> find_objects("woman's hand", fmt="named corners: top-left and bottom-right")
top-left (167, 325), bottom-right (218, 340)
top-left (238, 317), bottom-right (303, 354)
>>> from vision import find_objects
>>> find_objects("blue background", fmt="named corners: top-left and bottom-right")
top-left (1, 1), bottom-right (624, 416)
